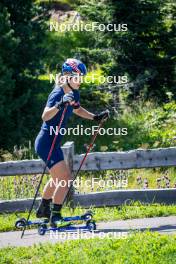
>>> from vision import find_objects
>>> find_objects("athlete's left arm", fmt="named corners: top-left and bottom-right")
top-left (73, 106), bottom-right (95, 120)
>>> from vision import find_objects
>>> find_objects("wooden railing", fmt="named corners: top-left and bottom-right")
top-left (0, 142), bottom-right (176, 212)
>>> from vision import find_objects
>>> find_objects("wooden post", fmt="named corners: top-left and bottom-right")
top-left (62, 141), bottom-right (75, 208)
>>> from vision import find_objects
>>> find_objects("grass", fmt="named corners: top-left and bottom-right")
top-left (0, 202), bottom-right (176, 232)
top-left (0, 232), bottom-right (176, 263)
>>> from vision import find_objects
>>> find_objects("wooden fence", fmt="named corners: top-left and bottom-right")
top-left (0, 141), bottom-right (176, 212)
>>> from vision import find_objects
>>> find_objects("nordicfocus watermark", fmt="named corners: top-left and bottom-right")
top-left (50, 21), bottom-right (128, 32)
top-left (49, 177), bottom-right (128, 189)
top-left (49, 229), bottom-right (128, 240)
top-left (49, 74), bottom-right (128, 85)
top-left (50, 125), bottom-right (128, 137)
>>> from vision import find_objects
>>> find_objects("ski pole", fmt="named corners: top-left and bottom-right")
top-left (63, 116), bottom-right (107, 205)
top-left (21, 103), bottom-right (68, 238)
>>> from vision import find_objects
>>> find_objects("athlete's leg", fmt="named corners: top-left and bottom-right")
top-left (35, 134), bottom-right (69, 218)
top-left (36, 160), bottom-right (71, 219)
top-left (35, 132), bottom-right (54, 218)
top-left (43, 160), bottom-right (72, 203)
top-left (35, 178), bottom-right (56, 218)
top-left (42, 178), bottom-right (56, 199)
top-left (48, 160), bottom-right (72, 226)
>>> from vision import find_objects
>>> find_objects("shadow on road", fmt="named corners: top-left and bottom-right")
top-left (97, 224), bottom-right (176, 233)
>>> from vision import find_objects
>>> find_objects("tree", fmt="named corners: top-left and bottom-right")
top-left (78, 0), bottom-right (176, 102)
top-left (0, 4), bottom-right (19, 148)
top-left (0, 0), bottom-right (48, 150)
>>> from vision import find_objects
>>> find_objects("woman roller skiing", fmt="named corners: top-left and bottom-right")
top-left (35, 58), bottom-right (109, 227)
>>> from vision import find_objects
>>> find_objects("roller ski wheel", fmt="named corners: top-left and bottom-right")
top-left (15, 218), bottom-right (49, 229)
top-left (86, 220), bottom-right (96, 231)
top-left (38, 224), bottom-right (47, 236)
top-left (15, 218), bottom-right (27, 229)
top-left (81, 210), bottom-right (94, 221)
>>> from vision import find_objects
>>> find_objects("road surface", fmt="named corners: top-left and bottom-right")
top-left (0, 216), bottom-right (176, 248)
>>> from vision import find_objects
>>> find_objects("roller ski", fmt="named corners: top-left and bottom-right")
top-left (38, 209), bottom-right (96, 236)
top-left (15, 210), bottom-right (96, 235)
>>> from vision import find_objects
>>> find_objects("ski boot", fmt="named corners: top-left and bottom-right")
top-left (49, 211), bottom-right (64, 227)
top-left (36, 198), bottom-right (52, 219)
top-left (49, 204), bottom-right (71, 228)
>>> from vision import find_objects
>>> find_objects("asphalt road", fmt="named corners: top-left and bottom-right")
top-left (0, 216), bottom-right (176, 248)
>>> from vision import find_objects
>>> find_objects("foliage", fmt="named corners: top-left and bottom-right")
top-left (0, 4), bottom-right (18, 149)
top-left (0, 202), bottom-right (176, 232)
top-left (77, 0), bottom-right (176, 102)
top-left (62, 99), bottom-right (176, 153)
top-left (0, 0), bottom-right (176, 153)
top-left (1, 166), bottom-right (176, 200)
top-left (0, 0), bottom-right (48, 149)
top-left (115, 99), bottom-right (176, 150)
top-left (0, 232), bottom-right (176, 263)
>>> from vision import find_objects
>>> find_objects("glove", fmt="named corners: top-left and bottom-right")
top-left (93, 109), bottom-right (110, 121)
top-left (55, 91), bottom-right (75, 109)
top-left (72, 101), bottom-right (80, 109)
